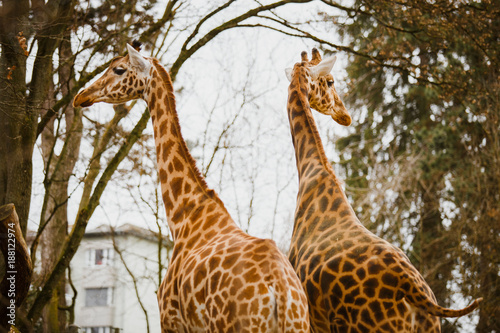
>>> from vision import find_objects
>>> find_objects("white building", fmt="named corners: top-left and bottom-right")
top-left (70, 224), bottom-right (172, 333)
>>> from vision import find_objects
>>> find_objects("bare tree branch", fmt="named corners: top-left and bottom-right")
top-left (27, 108), bottom-right (150, 324)
top-left (170, 0), bottom-right (314, 80)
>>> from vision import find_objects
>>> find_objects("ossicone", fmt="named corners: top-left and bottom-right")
top-left (131, 40), bottom-right (142, 51)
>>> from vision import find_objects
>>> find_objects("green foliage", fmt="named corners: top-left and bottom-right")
top-left (333, 0), bottom-right (499, 331)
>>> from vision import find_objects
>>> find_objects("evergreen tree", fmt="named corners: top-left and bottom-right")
top-left (332, 0), bottom-right (499, 331)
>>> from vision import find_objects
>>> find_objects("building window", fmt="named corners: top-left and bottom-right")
top-left (83, 327), bottom-right (117, 333)
top-left (86, 248), bottom-right (114, 267)
top-left (85, 287), bottom-right (113, 307)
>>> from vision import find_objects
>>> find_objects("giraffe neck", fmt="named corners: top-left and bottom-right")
top-left (287, 66), bottom-right (358, 262)
top-left (145, 60), bottom-right (233, 242)
top-left (287, 67), bottom-right (338, 194)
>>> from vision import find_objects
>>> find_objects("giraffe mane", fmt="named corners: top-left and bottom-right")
top-left (150, 59), bottom-right (228, 210)
top-left (303, 100), bottom-right (340, 183)
top-left (293, 65), bottom-right (340, 184)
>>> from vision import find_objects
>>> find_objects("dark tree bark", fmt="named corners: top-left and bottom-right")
top-left (39, 32), bottom-right (82, 333)
top-left (0, 204), bottom-right (32, 333)
top-left (0, 0), bottom-right (32, 237)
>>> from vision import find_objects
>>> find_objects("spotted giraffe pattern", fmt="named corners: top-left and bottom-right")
top-left (74, 44), bottom-right (310, 333)
top-left (285, 49), bottom-right (482, 332)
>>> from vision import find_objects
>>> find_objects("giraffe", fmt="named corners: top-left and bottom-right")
top-left (73, 43), bottom-right (310, 333)
top-left (284, 48), bottom-right (482, 332)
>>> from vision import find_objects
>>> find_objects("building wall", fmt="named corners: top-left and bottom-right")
top-left (113, 234), bottom-right (162, 333)
top-left (71, 230), bottom-right (164, 333)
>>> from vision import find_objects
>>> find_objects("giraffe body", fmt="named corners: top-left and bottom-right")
top-left (285, 49), bottom-right (482, 333)
top-left (74, 44), bottom-right (310, 333)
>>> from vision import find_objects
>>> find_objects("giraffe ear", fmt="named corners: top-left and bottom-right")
top-left (127, 44), bottom-right (150, 73)
top-left (285, 68), bottom-right (293, 82)
top-left (310, 56), bottom-right (337, 80)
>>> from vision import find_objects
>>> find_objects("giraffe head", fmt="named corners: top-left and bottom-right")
top-left (73, 44), bottom-right (152, 108)
top-left (285, 48), bottom-right (351, 126)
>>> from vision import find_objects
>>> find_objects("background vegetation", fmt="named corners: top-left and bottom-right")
top-left (334, 1), bottom-right (498, 331)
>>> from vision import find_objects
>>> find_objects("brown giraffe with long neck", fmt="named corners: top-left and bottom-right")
top-left (285, 49), bottom-right (482, 332)
top-left (73, 44), bottom-right (310, 333)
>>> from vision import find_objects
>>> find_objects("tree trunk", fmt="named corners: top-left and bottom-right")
top-left (39, 33), bottom-right (82, 333)
top-left (27, 109), bottom-right (150, 326)
top-left (0, 204), bottom-right (33, 333)
top-left (476, 236), bottom-right (499, 332)
top-left (475, 153), bottom-right (500, 332)
top-left (0, 0), bottom-right (32, 236)
top-left (418, 180), bottom-right (457, 332)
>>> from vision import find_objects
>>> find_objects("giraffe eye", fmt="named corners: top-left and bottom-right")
top-left (113, 67), bottom-right (127, 75)
top-left (327, 80), bottom-right (334, 87)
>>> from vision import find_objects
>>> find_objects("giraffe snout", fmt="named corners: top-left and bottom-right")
top-left (329, 102), bottom-right (352, 126)
top-left (73, 90), bottom-right (95, 108)
top-left (334, 113), bottom-right (352, 126)
top-left (328, 107), bottom-right (352, 126)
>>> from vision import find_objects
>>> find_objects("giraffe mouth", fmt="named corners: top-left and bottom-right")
top-left (333, 112), bottom-right (352, 126)
top-left (79, 99), bottom-right (94, 107)
top-left (328, 106), bottom-right (352, 126)
top-left (73, 92), bottom-right (95, 108)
